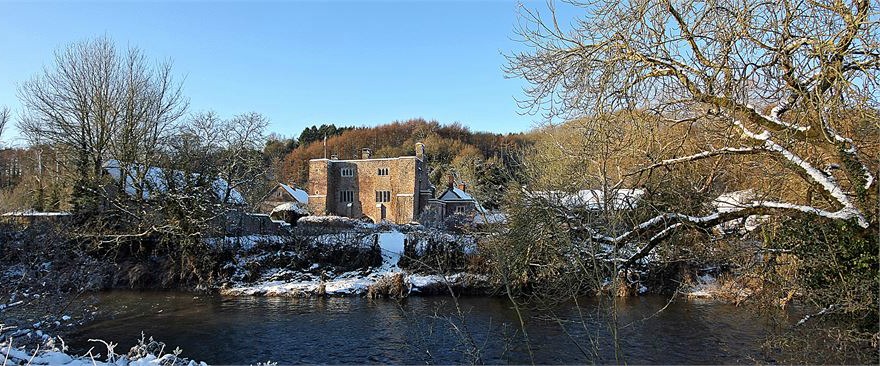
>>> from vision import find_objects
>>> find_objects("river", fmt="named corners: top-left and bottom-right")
top-left (66, 291), bottom-right (787, 364)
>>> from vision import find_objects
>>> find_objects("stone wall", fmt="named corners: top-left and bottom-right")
top-left (307, 155), bottom-right (431, 224)
top-left (307, 159), bottom-right (331, 215)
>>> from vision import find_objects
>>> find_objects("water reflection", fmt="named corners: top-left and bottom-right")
top-left (67, 292), bottom-right (780, 364)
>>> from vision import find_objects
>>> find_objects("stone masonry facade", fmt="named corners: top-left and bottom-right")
top-left (307, 143), bottom-right (434, 224)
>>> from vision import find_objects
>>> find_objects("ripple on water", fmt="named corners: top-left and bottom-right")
top-left (65, 292), bottom-right (782, 364)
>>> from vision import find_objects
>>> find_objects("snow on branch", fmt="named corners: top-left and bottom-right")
top-left (750, 100), bottom-right (873, 192)
top-left (630, 146), bottom-right (764, 175)
top-left (732, 119), bottom-right (868, 228)
top-left (581, 200), bottom-right (866, 264)
top-left (622, 222), bottom-right (683, 266)
top-left (821, 117), bottom-right (875, 191)
top-left (765, 103), bottom-right (810, 133)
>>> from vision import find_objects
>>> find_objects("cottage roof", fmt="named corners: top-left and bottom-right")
top-left (438, 187), bottom-right (474, 202)
top-left (103, 159), bottom-right (245, 204)
top-left (278, 183), bottom-right (309, 204)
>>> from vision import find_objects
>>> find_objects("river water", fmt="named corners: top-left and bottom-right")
top-left (66, 291), bottom-right (786, 364)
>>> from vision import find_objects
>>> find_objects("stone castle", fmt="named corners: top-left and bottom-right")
top-left (307, 143), bottom-right (435, 224)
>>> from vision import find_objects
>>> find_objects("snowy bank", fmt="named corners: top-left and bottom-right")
top-left (221, 271), bottom-right (490, 298)
top-left (221, 229), bottom-right (490, 297)
top-left (1, 332), bottom-right (206, 366)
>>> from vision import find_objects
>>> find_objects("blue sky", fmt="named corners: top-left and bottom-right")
top-left (0, 1), bottom-right (576, 144)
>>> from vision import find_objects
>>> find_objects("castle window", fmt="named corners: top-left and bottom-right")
top-left (339, 190), bottom-right (354, 203)
top-left (455, 205), bottom-right (467, 214)
top-left (377, 167), bottom-right (389, 176)
top-left (375, 190), bottom-right (391, 203)
top-left (341, 167), bottom-right (354, 177)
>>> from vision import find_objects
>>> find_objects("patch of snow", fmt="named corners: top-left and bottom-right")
top-left (407, 274), bottom-right (445, 288)
top-left (377, 231), bottom-right (406, 270)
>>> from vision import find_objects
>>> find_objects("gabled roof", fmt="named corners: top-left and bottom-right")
top-left (438, 187), bottom-right (475, 202)
top-left (278, 183), bottom-right (309, 204)
top-left (103, 159), bottom-right (245, 204)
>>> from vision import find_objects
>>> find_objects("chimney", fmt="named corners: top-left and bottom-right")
top-left (361, 148), bottom-right (372, 160)
top-left (447, 174), bottom-right (455, 189)
top-left (415, 142), bottom-right (425, 160)
top-left (458, 182), bottom-right (467, 192)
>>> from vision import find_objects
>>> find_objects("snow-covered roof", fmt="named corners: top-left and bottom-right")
top-left (103, 159), bottom-right (245, 204)
top-left (438, 187), bottom-right (474, 202)
top-left (278, 183), bottom-right (309, 204)
top-left (271, 202), bottom-right (310, 215)
top-left (533, 189), bottom-right (644, 210)
top-left (712, 190), bottom-right (756, 212)
top-left (211, 177), bottom-right (246, 204)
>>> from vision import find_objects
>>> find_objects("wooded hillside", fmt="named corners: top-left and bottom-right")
top-left (280, 119), bottom-right (533, 197)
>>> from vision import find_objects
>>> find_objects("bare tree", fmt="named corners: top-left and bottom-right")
top-left (503, 2), bottom-right (879, 362)
top-left (506, 0), bottom-right (879, 256)
top-left (17, 36), bottom-right (187, 209)
top-left (0, 106), bottom-right (9, 145)
top-left (218, 112), bottom-right (269, 205)
top-left (180, 111), bottom-right (268, 206)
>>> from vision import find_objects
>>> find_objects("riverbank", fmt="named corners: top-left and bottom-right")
top-left (0, 221), bottom-right (832, 365)
top-left (219, 228), bottom-right (493, 297)
top-left (0, 217), bottom-right (742, 304)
